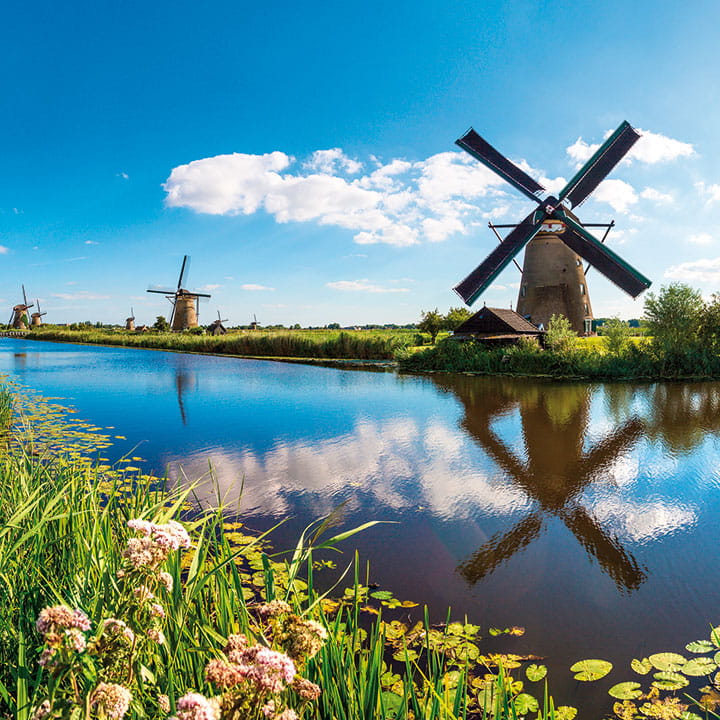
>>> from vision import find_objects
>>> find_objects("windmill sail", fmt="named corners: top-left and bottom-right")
top-left (456, 129), bottom-right (546, 202)
top-left (558, 121), bottom-right (640, 209)
top-left (454, 210), bottom-right (544, 305)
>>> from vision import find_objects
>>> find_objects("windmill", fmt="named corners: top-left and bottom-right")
top-left (433, 375), bottom-right (647, 591)
top-left (146, 256), bottom-right (211, 331)
top-left (30, 299), bottom-right (47, 327)
top-left (454, 121), bottom-right (652, 335)
top-left (250, 313), bottom-right (258, 331)
top-left (8, 285), bottom-right (34, 330)
top-left (208, 310), bottom-right (228, 336)
top-left (125, 307), bottom-right (135, 331)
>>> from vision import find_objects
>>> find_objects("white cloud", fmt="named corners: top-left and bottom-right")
top-left (164, 147), bottom-right (511, 247)
top-left (0, 245), bottom-right (8, 254)
top-left (53, 291), bottom-right (111, 301)
top-left (640, 187), bottom-right (673, 204)
top-left (665, 257), bottom-right (720, 282)
top-left (304, 148), bottom-right (362, 175)
top-left (241, 284), bottom-right (275, 291)
top-left (199, 284), bottom-right (221, 291)
top-left (488, 284), bottom-right (507, 291)
top-left (688, 233), bottom-right (713, 245)
top-left (696, 181), bottom-right (720, 205)
top-left (327, 279), bottom-right (410, 293)
top-left (592, 179), bottom-right (638, 213)
top-left (567, 128), bottom-right (694, 167)
top-left (84, 240), bottom-right (99, 245)
top-left (117, 172), bottom-right (129, 180)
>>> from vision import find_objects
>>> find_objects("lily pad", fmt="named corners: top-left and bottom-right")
top-left (555, 707), bottom-right (577, 720)
top-left (570, 659), bottom-right (613, 681)
top-left (608, 682), bottom-right (643, 700)
top-left (652, 671), bottom-right (689, 690)
top-left (526, 664), bottom-right (547, 682)
top-left (370, 590), bottom-right (394, 600)
top-left (682, 657), bottom-right (717, 676)
top-left (649, 652), bottom-right (686, 672)
top-left (631, 657), bottom-right (653, 675)
top-left (686, 640), bottom-right (715, 654)
top-left (513, 693), bottom-right (539, 715)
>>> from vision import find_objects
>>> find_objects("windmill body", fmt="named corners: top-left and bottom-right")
top-left (517, 219), bottom-right (593, 334)
top-left (125, 307), bottom-right (135, 331)
top-left (30, 299), bottom-right (47, 327)
top-left (147, 256), bottom-right (211, 332)
top-left (453, 121), bottom-right (651, 334)
top-left (9, 286), bottom-right (34, 330)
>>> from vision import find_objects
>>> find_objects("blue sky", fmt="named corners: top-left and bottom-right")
top-left (2, 0), bottom-right (720, 326)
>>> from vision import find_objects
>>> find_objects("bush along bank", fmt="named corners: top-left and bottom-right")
top-left (4, 384), bottom-right (720, 720)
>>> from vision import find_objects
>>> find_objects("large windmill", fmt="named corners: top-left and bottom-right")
top-left (147, 256), bottom-right (211, 331)
top-left (30, 299), bottom-right (47, 327)
top-left (454, 121), bottom-right (652, 335)
top-left (8, 285), bottom-right (34, 330)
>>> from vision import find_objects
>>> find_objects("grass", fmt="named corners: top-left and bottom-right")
top-left (25, 327), bottom-right (417, 361)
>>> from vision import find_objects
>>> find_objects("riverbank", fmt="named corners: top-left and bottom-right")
top-left (24, 327), bottom-right (415, 361)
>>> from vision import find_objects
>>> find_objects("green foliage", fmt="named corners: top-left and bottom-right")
top-left (602, 317), bottom-right (633, 356)
top-left (443, 307), bottom-right (473, 331)
top-left (544, 314), bottom-right (577, 354)
top-left (153, 315), bottom-right (169, 332)
top-left (643, 283), bottom-right (705, 354)
top-left (418, 309), bottom-right (444, 344)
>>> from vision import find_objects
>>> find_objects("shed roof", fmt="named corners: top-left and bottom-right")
top-left (454, 307), bottom-right (541, 335)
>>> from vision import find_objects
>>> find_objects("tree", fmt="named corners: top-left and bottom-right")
top-left (418, 309), bottom-right (444, 344)
top-left (443, 306), bottom-right (473, 331)
top-left (643, 283), bottom-right (705, 353)
top-left (601, 317), bottom-right (632, 355)
top-left (544, 314), bottom-right (577, 354)
top-left (154, 315), bottom-right (170, 332)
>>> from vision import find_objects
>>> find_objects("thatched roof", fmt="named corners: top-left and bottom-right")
top-left (454, 307), bottom-right (541, 336)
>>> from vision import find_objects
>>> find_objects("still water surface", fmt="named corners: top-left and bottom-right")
top-left (3, 337), bottom-right (720, 710)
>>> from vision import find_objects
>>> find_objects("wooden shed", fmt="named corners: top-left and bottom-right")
top-left (453, 307), bottom-right (543, 344)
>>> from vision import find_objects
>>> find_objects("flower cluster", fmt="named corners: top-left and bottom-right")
top-left (90, 682), bottom-right (132, 720)
top-left (124, 519), bottom-right (191, 571)
top-left (35, 605), bottom-right (92, 669)
top-left (206, 635), bottom-right (296, 694)
top-left (171, 692), bottom-right (219, 720)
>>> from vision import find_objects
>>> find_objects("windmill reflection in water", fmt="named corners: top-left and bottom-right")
top-left (434, 377), bottom-right (647, 592)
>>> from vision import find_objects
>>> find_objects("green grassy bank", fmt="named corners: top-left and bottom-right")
top-left (25, 328), bottom-right (416, 361)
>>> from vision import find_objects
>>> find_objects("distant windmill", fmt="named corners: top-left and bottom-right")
top-left (146, 255), bottom-right (211, 331)
top-left (8, 285), bottom-right (34, 330)
top-left (250, 313), bottom-right (259, 331)
top-left (30, 299), bottom-right (47, 327)
top-left (208, 310), bottom-right (228, 336)
top-left (125, 307), bottom-right (135, 331)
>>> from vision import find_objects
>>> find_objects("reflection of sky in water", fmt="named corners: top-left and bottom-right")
top-left (4, 338), bottom-right (720, 712)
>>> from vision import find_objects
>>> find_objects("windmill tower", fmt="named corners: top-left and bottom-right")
top-left (30, 299), bottom-right (47, 327)
top-left (208, 310), bottom-right (228, 335)
top-left (8, 285), bottom-right (34, 330)
top-left (147, 256), bottom-right (211, 331)
top-left (249, 313), bottom-right (258, 331)
top-left (125, 307), bottom-right (135, 331)
top-left (454, 121), bottom-right (651, 335)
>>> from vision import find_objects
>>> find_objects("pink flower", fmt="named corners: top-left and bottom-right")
top-left (172, 692), bottom-right (217, 720)
top-left (36, 605), bottom-right (91, 635)
top-left (90, 683), bottom-right (132, 720)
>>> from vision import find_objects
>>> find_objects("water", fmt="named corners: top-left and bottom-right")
top-left (4, 337), bottom-right (720, 711)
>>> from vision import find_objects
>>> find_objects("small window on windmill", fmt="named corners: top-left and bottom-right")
top-left (521, 285), bottom-right (527, 297)
top-left (584, 303), bottom-right (589, 315)
top-left (584, 319), bottom-right (592, 334)
top-left (579, 283), bottom-right (585, 295)
top-left (576, 258), bottom-right (582, 267)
